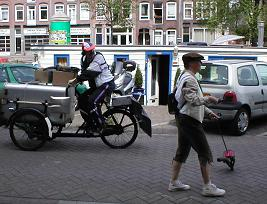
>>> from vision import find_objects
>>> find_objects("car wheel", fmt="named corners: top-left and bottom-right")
top-left (233, 108), bottom-right (250, 136)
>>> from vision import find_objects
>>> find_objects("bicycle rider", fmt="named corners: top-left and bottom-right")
top-left (69, 42), bottom-right (115, 133)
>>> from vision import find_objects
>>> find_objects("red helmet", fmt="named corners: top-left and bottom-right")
top-left (82, 42), bottom-right (96, 52)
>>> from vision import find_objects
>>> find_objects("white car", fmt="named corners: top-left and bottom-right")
top-left (198, 60), bottom-right (267, 135)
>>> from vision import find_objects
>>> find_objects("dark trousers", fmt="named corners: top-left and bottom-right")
top-left (174, 114), bottom-right (213, 166)
top-left (78, 80), bottom-right (115, 127)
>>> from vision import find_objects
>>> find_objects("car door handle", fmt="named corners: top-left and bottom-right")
top-left (261, 89), bottom-right (264, 95)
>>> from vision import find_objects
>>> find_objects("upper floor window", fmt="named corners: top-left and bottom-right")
top-left (96, 3), bottom-right (105, 20)
top-left (166, 2), bottom-right (176, 20)
top-left (55, 4), bottom-right (64, 14)
top-left (39, 4), bottom-right (48, 21)
top-left (0, 5), bottom-right (9, 22)
top-left (195, 2), bottom-right (204, 19)
top-left (67, 4), bottom-right (76, 24)
top-left (27, 5), bottom-right (35, 20)
top-left (80, 3), bottom-right (89, 20)
top-left (184, 2), bottom-right (193, 20)
top-left (153, 2), bottom-right (163, 24)
top-left (139, 3), bottom-right (149, 20)
top-left (15, 5), bottom-right (24, 22)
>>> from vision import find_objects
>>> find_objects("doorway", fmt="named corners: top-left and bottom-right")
top-left (15, 37), bottom-right (21, 54)
top-left (146, 53), bottom-right (170, 106)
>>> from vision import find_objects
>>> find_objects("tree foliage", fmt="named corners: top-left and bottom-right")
top-left (196, 0), bottom-right (261, 44)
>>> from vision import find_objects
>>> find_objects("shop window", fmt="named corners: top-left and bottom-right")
top-left (71, 35), bottom-right (90, 45)
top-left (167, 30), bottom-right (176, 45)
top-left (25, 35), bottom-right (49, 50)
top-left (183, 27), bottom-right (190, 42)
top-left (154, 30), bottom-right (163, 45)
top-left (0, 36), bottom-right (10, 52)
top-left (96, 27), bottom-right (102, 45)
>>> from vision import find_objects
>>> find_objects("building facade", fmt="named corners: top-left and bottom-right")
top-left (0, 0), bottom-right (219, 58)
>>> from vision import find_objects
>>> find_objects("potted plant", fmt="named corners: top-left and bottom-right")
top-left (133, 65), bottom-right (144, 103)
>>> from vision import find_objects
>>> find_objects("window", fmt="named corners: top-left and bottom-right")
top-left (0, 36), bottom-right (10, 52)
top-left (96, 3), bottom-right (105, 20)
top-left (257, 64), bottom-right (267, 85)
top-left (154, 30), bottom-right (163, 45)
top-left (197, 64), bottom-right (228, 85)
top-left (140, 3), bottom-right (149, 20)
top-left (237, 65), bottom-right (259, 86)
top-left (67, 4), bottom-right (76, 24)
top-left (0, 5), bottom-right (9, 22)
top-left (0, 68), bottom-right (8, 82)
top-left (166, 2), bottom-right (176, 20)
top-left (184, 2), bottom-right (193, 20)
top-left (80, 3), bottom-right (89, 20)
top-left (167, 30), bottom-right (176, 45)
top-left (96, 27), bottom-right (102, 45)
top-left (71, 35), bottom-right (90, 45)
top-left (25, 35), bottom-right (49, 50)
top-left (15, 5), bottom-right (24, 21)
top-left (193, 28), bottom-right (215, 44)
top-left (39, 4), bottom-right (48, 21)
top-left (106, 28), bottom-right (132, 45)
top-left (10, 67), bottom-right (35, 83)
top-left (138, 28), bottom-right (150, 45)
top-left (153, 2), bottom-right (163, 24)
top-left (55, 4), bottom-right (64, 14)
top-left (27, 5), bottom-right (35, 20)
top-left (54, 54), bottom-right (70, 66)
top-left (183, 27), bottom-right (190, 42)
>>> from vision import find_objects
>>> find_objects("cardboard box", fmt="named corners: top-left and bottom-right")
top-left (52, 71), bottom-right (77, 86)
top-left (35, 69), bottom-right (50, 83)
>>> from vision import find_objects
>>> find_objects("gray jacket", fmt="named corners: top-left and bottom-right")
top-left (175, 70), bottom-right (212, 123)
top-left (81, 54), bottom-right (114, 87)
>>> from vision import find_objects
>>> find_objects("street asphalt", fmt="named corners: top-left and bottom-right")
top-left (0, 106), bottom-right (267, 204)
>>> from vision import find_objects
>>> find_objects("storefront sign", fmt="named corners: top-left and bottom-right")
top-left (0, 29), bottom-right (10, 36)
top-left (24, 28), bottom-right (48, 36)
top-left (71, 27), bottom-right (91, 35)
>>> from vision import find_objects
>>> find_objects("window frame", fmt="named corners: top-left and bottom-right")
top-left (166, 29), bottom-right (176, 45)
top-left (15, 5), bottom-right (24, 22)
top-left (96, 3), bottom-right (105, 20)
top-left (39, 4), bottom-right (48, 21)
top-left (0, 5), bottom-right (9, 22)
top-left (237, 65), bottom-right (259, 86)
top-left (55, 4), bottom-right (64, 14)
top-left (166, 2), bottom-right (176, 20)
top-left (67, 4), bottom-right (77, 24)
top-left (153, 30), bottom-right (163, 45)
top-left (184, 2), bottom-right (193, 20)
top-left (80, 3), bottom-right (90, 20)
top-left (139, 2), bottom-right (150, 20)
top-left (27, 5), bottom-right (36, 21)
top-left (153, 2), bottom-right (163, 24)
top-left (256, 64), bottom-right (267, 86)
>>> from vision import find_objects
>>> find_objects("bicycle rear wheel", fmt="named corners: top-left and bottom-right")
top-left (101, 109), bottom-right (138, 148)
top-left (9, 109), bottom-right (48, 151)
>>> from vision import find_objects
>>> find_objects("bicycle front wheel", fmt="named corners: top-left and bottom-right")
top-left (101, 109), bottom-right (138, 148)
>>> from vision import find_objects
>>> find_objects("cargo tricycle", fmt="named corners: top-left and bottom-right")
top-left (0, 82), bottom-right (151, 151)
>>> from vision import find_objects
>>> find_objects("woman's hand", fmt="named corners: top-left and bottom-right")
top-left (208, 112), bottom-right (220, 120)
top-left (68, 78), bottom-right (77, 86)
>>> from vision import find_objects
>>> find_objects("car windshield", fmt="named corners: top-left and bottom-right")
top-left (10, 66), bottom-right (35, 83)
top-left (196, 64), bottom-right (229, 85)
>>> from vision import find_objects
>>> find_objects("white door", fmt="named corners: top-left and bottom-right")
top-left (147, 56), bottom-right (159, 105)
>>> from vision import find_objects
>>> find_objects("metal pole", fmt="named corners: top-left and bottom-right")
top-left (258, 0), bottom-right (264, 47)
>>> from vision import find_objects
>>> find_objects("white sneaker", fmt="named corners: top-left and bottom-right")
top-left (202, 183), bottom-right (225, 197)
top-left (168, 180), bottom-right (191, 191)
